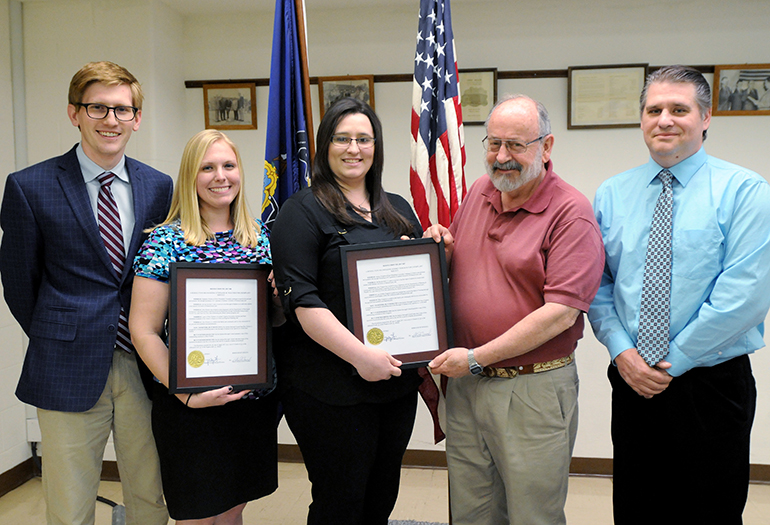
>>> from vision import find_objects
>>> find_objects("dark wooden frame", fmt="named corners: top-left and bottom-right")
top-left (340, 238), bottom-right (452, 368)
top-left (203, 83), bottom-right (257, 130)
top-left (169, 263), bottom-right (272, 393)
top-left (713, 64), bottom-right (770, 116)
top-left (318, 75), bottom-right (375, 118)
top-left (458, 68), bottom-right (498, 125)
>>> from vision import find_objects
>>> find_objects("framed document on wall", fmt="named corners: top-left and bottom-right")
top-left (568, 64), bottom-right (648, 129)
top-left (168, 263), bottom-right (273, 393)
top-left (341, 238), bottom-right (452, 368)
top-left (459, 68), bottom-right (497, 125)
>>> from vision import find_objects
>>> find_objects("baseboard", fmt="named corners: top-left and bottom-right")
top-left (4, 451), bottom-right (768, 496)
top-left (279, 445), bottom-right (770, 483)
top-left (0, 458), bottom-right (35, 498)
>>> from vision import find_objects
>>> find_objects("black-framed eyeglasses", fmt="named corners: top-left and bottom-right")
top-left (482, 135), bottom-right (546, 154)
top-left (330, 135), bottom-right (376, 149)
top-left (76, 103), bottom-right (138, 122)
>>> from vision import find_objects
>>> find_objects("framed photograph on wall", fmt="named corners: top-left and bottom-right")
top-left (318, 75), bottom-right (375, 118)
top-left (203, 83), bottom-right (257, 130)
top-left (713, 64), bottom-right (770, 116)
top-left (568, 64), bottom-right (648, 129)
top-left (458, 68), bottom-right (497, 125)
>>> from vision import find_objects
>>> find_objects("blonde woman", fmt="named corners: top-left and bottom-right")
top-left (129, 129), bottom-right (278, 524)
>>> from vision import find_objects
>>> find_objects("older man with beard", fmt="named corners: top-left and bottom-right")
top-left (425, 94), bottom-right (604, 524)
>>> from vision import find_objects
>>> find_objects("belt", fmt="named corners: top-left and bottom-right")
top-left (481, 353), bottom-right (574, 379)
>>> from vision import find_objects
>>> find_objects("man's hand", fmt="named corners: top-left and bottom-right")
top-left (429, 347), bottom-right (472, 378)
top-left (615, 348), bottom-right (673, 398)
top-left (422, 225), bottom-right (455, 263)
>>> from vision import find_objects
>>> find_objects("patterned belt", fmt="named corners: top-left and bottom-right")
top-left (481, 353), bottom-right (574, 379)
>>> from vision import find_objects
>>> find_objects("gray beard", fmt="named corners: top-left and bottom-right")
top-left (486, 156), bottom-right (543, 193)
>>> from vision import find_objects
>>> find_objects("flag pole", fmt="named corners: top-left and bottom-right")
top-left (294, 0), bottom-right (315, 160)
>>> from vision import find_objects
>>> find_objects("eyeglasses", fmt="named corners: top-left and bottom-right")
top-left (76, 103), bottom-right (138, 122)
top-left (482, 135), bottom-right (546, 154)
top-left (330, 135), bottom-right (376, 149)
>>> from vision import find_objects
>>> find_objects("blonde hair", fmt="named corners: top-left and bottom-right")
top-left (68, 61), bottom-right (144, 109)
top-left (158, 130), bottom-right (259, 247)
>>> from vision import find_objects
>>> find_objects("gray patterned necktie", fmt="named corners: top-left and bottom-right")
top-left (637, 169), bottom-right (673, 366)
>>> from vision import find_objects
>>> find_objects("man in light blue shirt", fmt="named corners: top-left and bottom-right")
top-left (589, 65), bottom-right (770, 525)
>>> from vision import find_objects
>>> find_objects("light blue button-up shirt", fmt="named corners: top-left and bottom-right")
top-left (588, 147), bottom-right (770, 377)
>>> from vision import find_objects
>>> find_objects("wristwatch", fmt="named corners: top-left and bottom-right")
top-left (468, 348), bottom-right (483, 375)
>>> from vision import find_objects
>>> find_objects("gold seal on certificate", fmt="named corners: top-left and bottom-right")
top-left (168, 263), bottom-right (274, 394)
top-left (367, 328), bottom-right (384, 345)
top-left (340, 238), bottom-right (453, 368)
top-left (188, 350), bottom-right (205, 368)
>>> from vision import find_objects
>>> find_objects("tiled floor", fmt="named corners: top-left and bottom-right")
top-left (2, 462), bottom-right (770, 524)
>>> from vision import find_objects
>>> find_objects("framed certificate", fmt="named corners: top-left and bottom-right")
top-left (168, 263), bottom-right (273, 393)
top-left (567, 63), bottom-right (648, 129)
top-left (340, 238), bottom-right (453, 368)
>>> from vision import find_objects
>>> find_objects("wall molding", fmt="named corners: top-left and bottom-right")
top-left (184, 65), bottom-right (716, 89)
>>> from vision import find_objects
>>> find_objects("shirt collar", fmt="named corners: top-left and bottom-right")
top-left (645, 147), bottom-right (707, 188)
top-left (481, 160), bottom-right (555, 214)
top-left (76, 143), bottom-right (128, 184)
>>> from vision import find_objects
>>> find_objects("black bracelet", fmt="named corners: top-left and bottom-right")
top-left (185, 393), bottom-right (193, 407)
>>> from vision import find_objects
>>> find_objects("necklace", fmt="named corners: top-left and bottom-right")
top-left (350, 194), bottom-right (371, 214)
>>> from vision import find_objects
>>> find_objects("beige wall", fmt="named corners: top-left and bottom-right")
top-left (2, 0), bottom-right (770, 475)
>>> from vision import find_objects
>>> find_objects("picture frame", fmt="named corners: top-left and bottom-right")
top-left (458, 68), bottom-right (497, 125)
top-left (713, 64), bottom-right (770, 116)
top-left (340, 238), bottom-right (453, 369)
top-left (567, 64), bottom-right (648, 129)
top-left (203, 83), bottom-right (257, 130)
top-left (318, 75), bottom-right (375, 118)
top-left (168, 263), bottom-right (273, 394)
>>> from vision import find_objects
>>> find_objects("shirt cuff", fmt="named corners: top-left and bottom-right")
top-left (606, 331), bottom-right (636, 363)
top-left (661, 341), bottom-right (694, 377)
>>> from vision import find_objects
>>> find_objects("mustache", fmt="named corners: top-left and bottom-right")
top-left (491, 160), bottom-right (523, 172)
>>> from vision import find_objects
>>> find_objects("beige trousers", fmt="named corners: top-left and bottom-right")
top-left (445, 360), bottom-right (578, 525)
top-left (37, 349), bottom-right (167, 525)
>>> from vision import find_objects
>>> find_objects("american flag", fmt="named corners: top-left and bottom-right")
top-left (409, 0), bottom-right (466, 230)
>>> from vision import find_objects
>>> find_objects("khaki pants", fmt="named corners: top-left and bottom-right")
top-left (446, 360), bottom-right (578, 525)
top-left (38, 349), bottom-right (167, 525)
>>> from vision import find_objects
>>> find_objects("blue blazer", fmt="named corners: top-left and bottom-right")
top-left (0, 145), bottom-right (173, 412)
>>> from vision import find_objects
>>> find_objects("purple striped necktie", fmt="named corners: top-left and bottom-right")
top-left (97, 172), bottom-right (133, 352)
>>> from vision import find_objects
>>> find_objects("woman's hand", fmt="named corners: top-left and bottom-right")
top-left (352, 348), bottom-right (403, 382)
top-left (177, 385), bottom-right (251, 408)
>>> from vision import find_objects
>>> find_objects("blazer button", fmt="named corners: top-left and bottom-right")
top-left (108, 325), bottom-right (116, 332)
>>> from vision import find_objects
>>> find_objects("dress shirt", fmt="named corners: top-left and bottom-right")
top-left (589, 147), bottom-right (770, 376)
top-left (77, 144), bottom-right (135, 254)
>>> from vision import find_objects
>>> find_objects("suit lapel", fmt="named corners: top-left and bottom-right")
top-left (126, 157), bottom-right (147, 269)
top-left (57, 148), bottom-right (117, 277)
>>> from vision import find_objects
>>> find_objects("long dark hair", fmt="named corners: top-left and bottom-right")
top-left (311, 97), bottom-right (415, 237)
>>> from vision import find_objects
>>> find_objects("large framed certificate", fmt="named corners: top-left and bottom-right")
top-left (340, 238), bottom-right (453, 368)
top-left (168, 263), bottom-right (273, 393)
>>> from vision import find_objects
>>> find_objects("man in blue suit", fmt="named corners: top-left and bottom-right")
top-left (0, 62), bottom-right (172, 525)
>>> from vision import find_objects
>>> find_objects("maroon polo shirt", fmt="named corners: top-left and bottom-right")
top-left (448, 161), bottom-right (604, 368)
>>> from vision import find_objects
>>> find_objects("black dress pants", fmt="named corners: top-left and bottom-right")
top-left (609, 355), bottom-right (756, 525)
top-left (282, 386), bottom-right (418, 525)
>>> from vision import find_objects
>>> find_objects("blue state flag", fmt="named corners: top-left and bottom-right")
top-left (262, 0), bottom-right (311, 226)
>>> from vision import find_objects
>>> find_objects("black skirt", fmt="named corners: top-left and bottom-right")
top-left (151, 382), bottom-right (278, 520)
